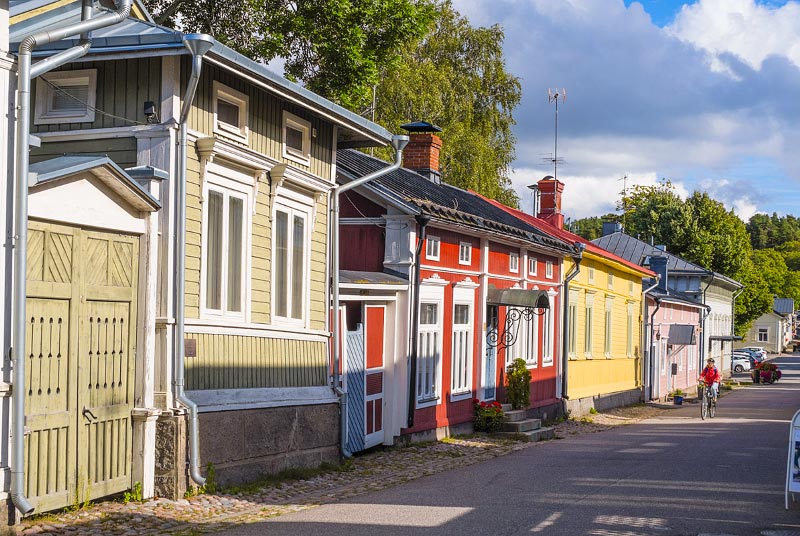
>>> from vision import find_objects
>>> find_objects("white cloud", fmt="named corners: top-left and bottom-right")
top-left (669, 0), bottom-right (800, 73)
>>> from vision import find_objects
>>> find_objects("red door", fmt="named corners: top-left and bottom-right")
top-left (364, 306), bottom-right (385, 447)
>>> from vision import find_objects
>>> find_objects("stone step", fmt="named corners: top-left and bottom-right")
top-left (501, 403), bottom-right (513, 412)
top-left (497, 426), bottom-right (555, 443)
top-left (502, 418), bottom-right (542, 433)
top-left (503, 409), bottom-right (527, 422)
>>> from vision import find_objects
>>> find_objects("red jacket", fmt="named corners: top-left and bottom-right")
top-left (700, 366), bottom-right (721, 385)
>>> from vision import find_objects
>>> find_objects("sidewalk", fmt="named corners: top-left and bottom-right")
top-left (14, 404), bottom-right (669, 536)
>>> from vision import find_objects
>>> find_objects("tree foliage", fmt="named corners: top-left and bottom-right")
top-left (567, 214), bottom-right (618, 241)
top-left (142, 0), bottom-right (434, 109)
top-left (373, 0), bottom-right (522, 206)
top-left (747, 213), bottom-right (800, 249)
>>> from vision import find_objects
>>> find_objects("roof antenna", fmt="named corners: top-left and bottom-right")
top-left (547, 88), bottom-right (566, 182)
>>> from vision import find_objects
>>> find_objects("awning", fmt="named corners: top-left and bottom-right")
top-left (486, 287), bottom-right (549, 310)
top-left (709, 335), bottom-right (743, 342)
top-left (668, 324), bottom-right (697, 345)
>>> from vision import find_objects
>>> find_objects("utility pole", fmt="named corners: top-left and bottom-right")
top-left (547, 88), bottom-right (566, 181)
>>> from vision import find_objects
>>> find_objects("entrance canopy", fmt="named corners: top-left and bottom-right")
top-left (486, 287), bottom-right (550, 310)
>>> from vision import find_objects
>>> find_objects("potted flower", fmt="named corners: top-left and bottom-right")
top-left (472, 398), bottom-right (505, 432)
top-left (756, 361), bottom-right (781, 384)
top-left (670, 388), bottom-right (685, 405)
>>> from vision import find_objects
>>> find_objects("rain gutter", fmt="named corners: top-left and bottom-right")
top-left (406, 213), bottom-right (430, 428)
top-left (642, 276), bottom-right (660, 401)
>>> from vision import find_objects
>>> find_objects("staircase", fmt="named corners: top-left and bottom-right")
top-left (497, 404), bottom-right (555, 442)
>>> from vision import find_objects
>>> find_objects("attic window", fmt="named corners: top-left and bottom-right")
top-left (213, 82), bottom-right (248, 143)
top-left (282, 111), bottom-right (312, 165)
top-left (34, 69), bottom-right (97, 125)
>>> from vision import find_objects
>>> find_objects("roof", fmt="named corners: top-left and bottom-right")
top-left (476, 195), bottom-right (655, 278)
top-left (339, 270), bottom-right (408, 286)
top-left (29, 154), bottom-right (160, 211)
top-left (593, 232), bottom-right (742, 289)
top-left (336, 149), bottom-right (576, 255)
top-left (774, 298), bottom-right (795, 315)
top-left (648, 289), bottom-right (709, 309)
top-left (10, 1), bottom-right (392, 148)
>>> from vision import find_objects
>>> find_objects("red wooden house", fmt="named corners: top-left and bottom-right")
top-left (335, 124), bottom-right (577, 447)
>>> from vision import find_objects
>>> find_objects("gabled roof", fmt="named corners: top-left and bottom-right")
top-left (476, 195), bottom-right (654, 278)
top-left (593, 231), bottom-right (742, 289)
top-left (336, 149), bottom-right (576, 255)
top-left (10, 1), bottom-right (392, 148)
top-left (774, 297), bottom-right (795, 315)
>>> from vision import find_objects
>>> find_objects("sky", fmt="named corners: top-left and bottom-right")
top-left (450, 0), bottom-right (800, 222)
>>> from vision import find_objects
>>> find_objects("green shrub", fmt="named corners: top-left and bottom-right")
top-left (505, 358), bottom-right (531, 410)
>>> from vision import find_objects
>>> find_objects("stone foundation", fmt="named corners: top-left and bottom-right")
top-left (154, 413), bottom-right (188, 500)
top-left (199, 403), bottom-right (340, 487)
top-left (564, 388), bottom-right (642, 417)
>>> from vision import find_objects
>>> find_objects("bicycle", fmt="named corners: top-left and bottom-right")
top-left (699, 382), bottom-right (716, 420)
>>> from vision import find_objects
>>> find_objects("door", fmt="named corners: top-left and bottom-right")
top-left (24, 221), bottom-right (139, 511)
top-left (484, 305), bottom-right (498, 400)
top-left (364, 306), bottom-right (385, 448)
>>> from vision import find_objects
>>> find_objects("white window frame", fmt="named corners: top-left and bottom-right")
top-left (34, 69), bottom-right (97, 125)
top-left (626, 302), bottom-right (635, 357)
top-left (542, 293), bottom-right (555, 366)
top-left (568, 290), bottom-right (579, 359)
top-left (200, 169), bottom-right (253, 322)
top-left (418, 282), bottom-right (445, 408)
top-left (426, 235), bottom-right (440, 261)
top-left (688, 345), bottom-right (695, 371)
top-left (451, 285), bottom-right (475, 401)
top-left (585, 292), bottom-right (595, 358)
top-left (607, 272), bottom-right (614, 290)
top-left (629, 280), bottom-right (635, 296)
top-left (213, 81), bottom-right (249, 143)
top-left (604, 296), bottom-right (614, 357)
top-left (458, 241), bottom-right (472, 265)
top-left (758, 328), bottom-right (769, 342)
top-left (509, 252), bottom-right (520, 273)
top-left (271, 192), bottom-right (313, 327)
top-left (282, 110), bottom-right (312, 166)
top-left (588, 266), bottom-right (595, 284)
top-left (528, 256), bottom-right (538, 276)
top-left (545, 260), bottom-right (553, 279)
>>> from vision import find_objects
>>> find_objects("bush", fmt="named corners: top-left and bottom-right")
top-left (473, 398), bottom-right (505, 432)
top-left (505, 358), bottom-right (531, 410)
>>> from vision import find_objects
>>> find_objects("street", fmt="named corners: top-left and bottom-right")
top-left (220, 355), bottom-right (800, 536)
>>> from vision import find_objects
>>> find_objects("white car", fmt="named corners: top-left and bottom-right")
top-left (731, 354), bottom-right (752, 373)
top-left (741, 346), bottom-right (767, 359)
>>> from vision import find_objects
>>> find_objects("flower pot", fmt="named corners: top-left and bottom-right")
top-left (752, 370), bottom-right (760, 383)
top-left (674, 395), bottom-right (684, 405)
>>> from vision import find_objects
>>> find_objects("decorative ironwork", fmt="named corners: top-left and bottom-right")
top-left (486, 306), bottom-right (547, 350)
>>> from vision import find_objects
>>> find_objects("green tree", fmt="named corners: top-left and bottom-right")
top-left (752, 249), bottom-right (800, 305)
top-left (777, 241), bottom-right (800, 271)
top-left (733, 259), bottom-right (772, 336)
top-left (373, 0), bottom-right (522, 205)
top-left (618, 181), bottom-right (695, 251)
top-left (142, 0), bottom-right (434, 110)
top-left (567, 214), bottom-right (617, 240)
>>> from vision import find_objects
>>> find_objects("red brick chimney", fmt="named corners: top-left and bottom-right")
top-left (401, 121), bottom-right (443, 183)
top-left (537, 176), bottom-right (565, 229)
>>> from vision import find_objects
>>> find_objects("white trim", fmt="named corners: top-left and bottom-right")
top-left (545, 260), bottom-right (553, 279)
top-left (184, 320), bottom-right (329, 342)
top-left (421, 273), bottom-right (449, 286)
top-left (213, 81), bottom-right (249, 144)
top-left (282, 110), bottom-right (312, 166)
top-left (458, 241), bottom-right (472, 265)
top-left (454, 277), bottom-right (480, 289)
top-left (190, 386), bottom-right (338, 413)
top-left (425, 235), bottom-right (441, 261)
top-left (34, 68), bottom-right (97, 124)
top-left (528, 256), bottom-right (538, 276)
top-left (36, 124), bottom-right (171, 141)
top-left (450, 291), bottom-right (474, 401)
top-left (417, 283), bottom-right (445, 408)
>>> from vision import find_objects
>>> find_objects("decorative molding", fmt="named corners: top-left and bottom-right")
top-left (454, 277), bottom-right (479, 289)
top-left (421, 273), bottom-right (449, 287)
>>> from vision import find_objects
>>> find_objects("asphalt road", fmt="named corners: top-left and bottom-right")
top-left (221, 355), bottom-right (800, 536)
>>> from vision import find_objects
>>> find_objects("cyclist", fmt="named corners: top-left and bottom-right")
top-left (698, 358), bottom-right (721, 401)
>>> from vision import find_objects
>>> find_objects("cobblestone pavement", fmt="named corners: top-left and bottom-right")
top-left (14, 403), bottom-right (671, 536)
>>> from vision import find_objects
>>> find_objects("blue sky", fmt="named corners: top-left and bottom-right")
top-left (453, 0), bottom-right (800, 221)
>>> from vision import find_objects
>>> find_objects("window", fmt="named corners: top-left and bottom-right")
top-left (758, 328), bottom-right (769, 342)
top-left (509, 252), bottom-right (519, 273)
top-left (451, 303), bottom-right (472, 397)
top-left (588, 266), bottom-right (595, 284)
top-left (34, 69), bottom-right (97, 124)
top-left (543, 294), bottom-right (554, 365)
top-left (426, 236), bottom-right (440, 261)
top-left (528, 257), bottom-right (537, 276)
top-left (607, 272), bottom-right (614, 289)
top-left (629, 280), bottom-right (635, 296)
top-left (203, 187), bottom-right (247, 318)
top-left (213, 82), bottom-right (249, 143)
top-left (568, 295), bottom-right (578, 358)
top-left (585, 293), bottom-right (594, 358)
top-left (604, 297), bottom-right (614, 356)
top-left (282, 111), bottom-right (312, 165)
top-left (273, 202), bottom-right (310, 323)
top-left (626, 303), bottom-right (635, 357)
top-left (688, 345), bottom-right (695, 371)
top-left (459, 241), bottom-right (472, 265)
top-left (418, 302), bottom-right (441, 404)
top-left (546, 260), bottom-right (553, 279)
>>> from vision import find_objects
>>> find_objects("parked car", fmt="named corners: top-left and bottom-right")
top-left (731, 354), bottom-right (752, 373)
top-left (741, 346), bottom-right (767, 359)
top-left (733, 349), bottom-right (761, 367)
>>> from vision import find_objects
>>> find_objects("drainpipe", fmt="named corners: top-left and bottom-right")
top-left (642, 276), bottom-right (660, 401)
top-left (11, 0), bottom-right (132, 516)
top-left (173, 34), bottom-right (214, 487)
top-left (560, 242), bottom-right (584, 404)
top-left (331, 135), bottom-right (409, 457)
top-left (406, 214), bottom-right (430, 428)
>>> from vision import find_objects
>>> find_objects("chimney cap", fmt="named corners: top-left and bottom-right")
top-left (400, 121), bottom-right (442, 133)
top-left (541, 175), bottom-right (555, 181)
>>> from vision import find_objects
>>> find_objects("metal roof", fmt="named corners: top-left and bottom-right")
top-left (774, 297), bottom-right (795, 315)
top-left (29, 154), bottom-right (160, 211)
top-left (339, 270), bottom-right (408, 286)
top-left (10, 1), bottom-right (393, 148)
top-left (647, 289), bottom-right (709, 309)
top-left (593, 232), bottom-right (742, 289)
top-left (336, 149), bottom-right (575, 255)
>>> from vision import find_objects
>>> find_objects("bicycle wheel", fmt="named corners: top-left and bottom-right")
top-left (709, 395), bottom-right (716, 418)
top-left (700, 392), bottom-right (708, 420)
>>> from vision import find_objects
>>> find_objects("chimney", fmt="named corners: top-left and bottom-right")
top-left (649, 254), bottom-right (669, 293)
top-left (601, 221), bottom-right (623, 237)
top-left (400, 121), bottom-right (443, 184)
top-left (536, 175), bottom-right (565, 229)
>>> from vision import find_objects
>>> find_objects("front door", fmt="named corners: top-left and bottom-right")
top-left (364, 306), bottom-right (385, 448)
top-left (484, 305), bottom-right (498, 400)
top-left (24, 221), bottom-right (139, 511)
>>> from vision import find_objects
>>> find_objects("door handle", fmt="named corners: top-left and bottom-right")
top-left (82, 407), bottom-right (97, 422)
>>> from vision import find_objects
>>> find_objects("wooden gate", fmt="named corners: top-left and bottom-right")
top-left (24, 221), bottom-right (139, 511)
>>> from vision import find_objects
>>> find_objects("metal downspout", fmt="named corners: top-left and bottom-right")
top-left (641, 277), bottom-right (660, 401)
top-left (560, 242), bottom-right (584, 404)
top-left (648, 295), bottom-right (661, 400)
top-left (406, 214), bottom-right (430, 428)
top-left (331, 135), bottom-right (408, 457)
top-left (11, 0), bottom-right (132, 515)
top-left (174, 34), bottom-right (214, 487)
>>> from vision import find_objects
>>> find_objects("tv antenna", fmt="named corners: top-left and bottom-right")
top-left (547, 88), bottom-right (566, 181)
top-left (618, 174), bottom-right (628, 230)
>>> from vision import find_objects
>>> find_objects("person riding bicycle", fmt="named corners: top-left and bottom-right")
top-left (699, 358), bottom-right (721, 400)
